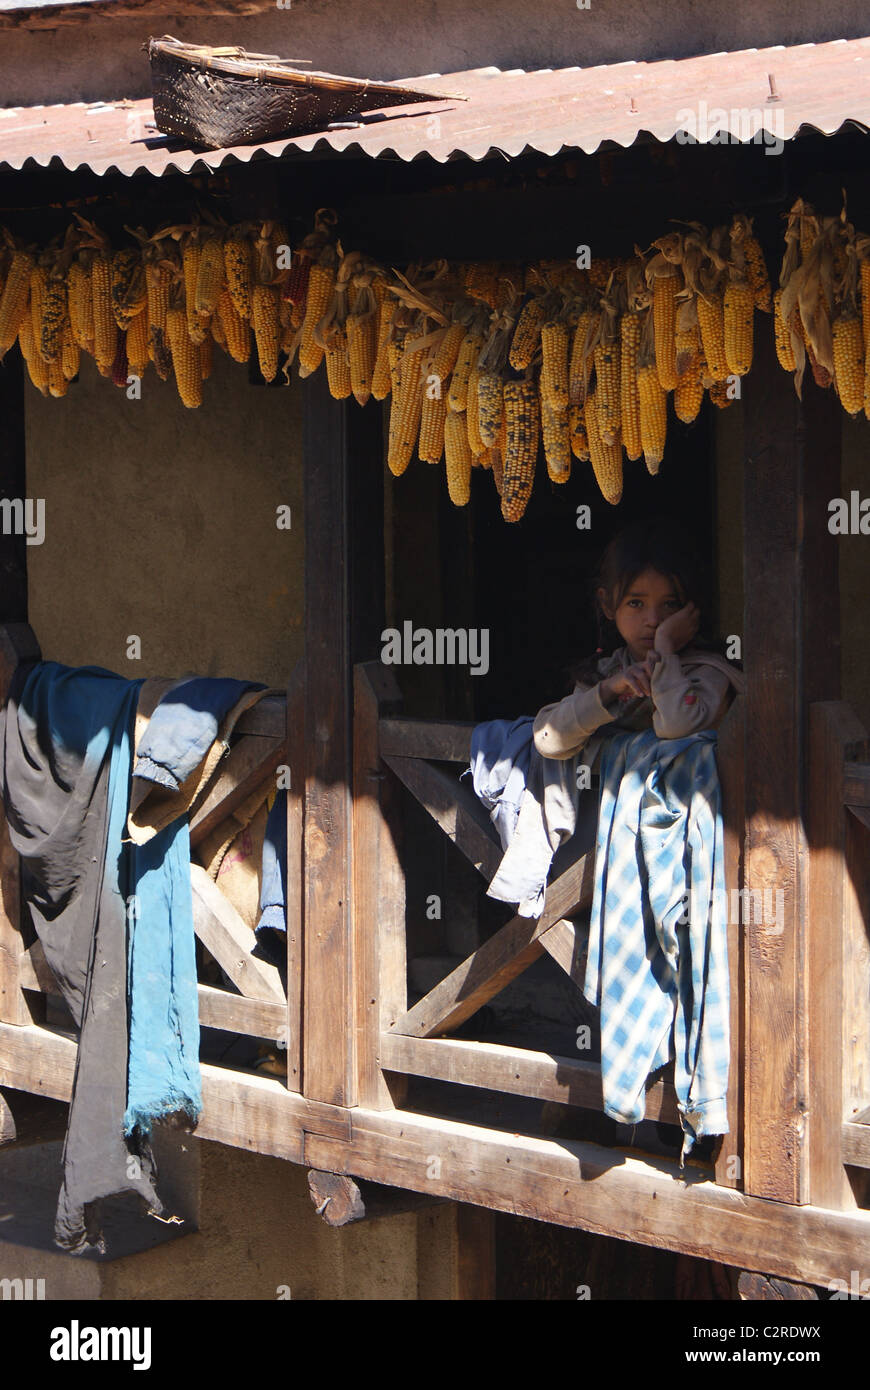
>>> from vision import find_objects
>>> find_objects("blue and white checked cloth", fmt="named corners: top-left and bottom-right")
top-left (585, 727), bottom-right (729, 1161)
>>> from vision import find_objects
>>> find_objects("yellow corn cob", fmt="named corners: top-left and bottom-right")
top-left (39, 273), bottom-right (67, 363)
top-left (432, 322), bottom-right (466, 382)
top-left (540, 321), bottom-right (570, 410)
top-left (166, 305), bottom-right (202, 408)
top-left (371, 300), bottom-right (395, 400)
top-left (91, 253), bottom-right (118, 369)
top-left (832, 313), bottom-right (864, 417)
top-left (61, 319), bottom-right (80, 381)
top-left (21, 315), bottom-right (48, 396)
top-left (447, 331), bottom-right (483, 413)
top-left (568, 402), bottom-right (590, 461)
top-left (723, 281), bottom-right (754, 376)
top-left (0, 251), bottom-right (35, 358)
top-left (387, 336), bottom-right (404, 399)
top-left (444, 411), bottom-right (473, 505)
top-left (744, 236), bottom-right (771, 312)
top-left (68, 260), bottom-right (93, 352)
top-left (466, 357), bottom-right (486, 456)
top-left (325, 326), bottom-right (352, 399)
top-left (387, 347), bottom-right (425, 476)
top-left (593, 339), bottom-right (621, 445)
top-left (419, 388), bottom-right (447, 463)
top-left (195, 236), bottom-right (225, 318)
top-left (501, 379), bottom-right (540, 523)
top-left (696, 290), bottom-right (729, 382)
top-left (347, 311), bottom-right (377, 406)
top-left (183, 241), bottom-right (206, 344)
top-left (620, 312), bottom-right (642, 461)
top-left (674, 321), bottom-right (701, 378)
top-left (569, 307), bottom-right (599, 405)
top-left (224, 235), bottom-right (253, 321)
top-left (773, 289), bottom-right (796, 372)
top-left (709, 380), bottom-right (734, 409)
top-left (29, 264), bottom-right (47, 354)
top-left (126, 306), bottom-right (149, 378)
top-left (145, 261), bottom-right (171, 379)
top-left (585, 391), bottom-right (623, 504)
top-left (252, 283), bottom-right (280, 383)
top-left (200, 331), bottom-right (213, 382)
top-left (216, 288), bottom-right (250, 364)
top-left (637, 363), bottom-right (667, 475)
top-left (465, 262), bottom-right (501, 310)
top-left (861, 260), bottom-right (870, 352)
top-left (477, 370), bottom-right (504, 447)
top-left (674, 351), bottom-right (705, 424)
top-left (653, 271), bottom-right (679, 390)
top-left (17, 306), bottom-right (34, 362)
top-left (111, 248), bottom-right (146, 331)
top-left (48, 353), bottom-right (68, 399)
top-left (298, 262), bottom-right (335, 377)
top-left (211, 304), bottom-right (227, 351)
top-left (508, 297), bottom-right (546, 372)
top-left (541, 396), bottom-right (571, 483)
top-left (490, 439), bottom-right (504, 497)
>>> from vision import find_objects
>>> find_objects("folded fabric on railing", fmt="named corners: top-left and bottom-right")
top-left (255, 788), bottom-right (287, 965)
top-left (585, 727), bottom-right (730, 1160)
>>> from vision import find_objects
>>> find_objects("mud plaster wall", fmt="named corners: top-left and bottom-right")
top-left (25, 347), bottom-right (303, 686)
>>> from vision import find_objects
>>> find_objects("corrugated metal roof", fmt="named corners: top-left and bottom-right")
top-left (1, 36), bottom-right (869, 178)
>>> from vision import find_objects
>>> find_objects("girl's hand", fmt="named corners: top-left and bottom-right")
top-left (654, 602), bottom-right (700, 656)
top-left (601, 658), bottom-right (655, 702)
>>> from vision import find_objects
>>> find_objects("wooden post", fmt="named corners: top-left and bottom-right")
top-left (284, 661), bottom-right (304, 1093)
top-left (741, 331), bottom-right (842, 1204)
top-left (714, 696), bottom-right (744, 1190)
top-left (0, 624), bottom-right (41, 1026)
top-left (353, 661), bottom-right (407, 1109)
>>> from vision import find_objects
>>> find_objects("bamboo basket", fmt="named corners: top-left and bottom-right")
top-left (147, 35), bottom-right (452, 149)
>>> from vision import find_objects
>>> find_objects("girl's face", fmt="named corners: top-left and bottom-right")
top-left (598, 567), bottom-right (687, 664)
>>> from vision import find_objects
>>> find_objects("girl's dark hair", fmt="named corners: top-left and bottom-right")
top-left (567, 516), bottom-right (732, 688)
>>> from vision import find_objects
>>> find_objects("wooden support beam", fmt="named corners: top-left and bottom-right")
top-left (380, 1034), bottom-right (681, 1125)
top-left (392, 853), bottom-right (594, 1038)
top-left (737, 1272), bottom-right (819, 1301)
top-left (196, 984), bottom-right (285, 1038)
top-left (233, 695), bottom-right (286, 740)
top-left (284, 661), bottom-right (304, 1093)
top-left (715, 696), bottom-right (745, 1189)
top-left (353, 662), bottom-right (407, 1109)
top-left (0, 624), bottom-right (41, 1027)
top-left (383, 752), bottom-right (503, 879)
top-left (188, 730), bottom-right (287, 848)
top-left (190, 864), bottom-right (285, 1004)
top-left (306, 1169), bottom-right (446, 1226)
top-left (379, 717), bottom-right (475, 762)
top-left (841, 1121), bottom-right (870, 1169)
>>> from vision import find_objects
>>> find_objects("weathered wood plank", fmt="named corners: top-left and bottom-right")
top-left (807, 703), bottom-right (869, 1209)
top-left (190, 864), bottom-right (285, 1004)
top-left (383, 753), bottom-right (502, 879)
top-left (738, 1272), bottom-right (819, 1300)
top-left (353, 663), bottom-right (407, 1109)
top-left (379, 718), bottom-right (475, 763)
top-left (842, 1121), bottom-right (870, 1169)
top-left (0, 624), bottom-right (41, 1027)
top-left (188, 731), bottom-right (287, 848)
top-left (392, 853), bottom-right (594, 1038)
top-left (306, 1169), bottom-right (445, 1225)
top-left (715, 695), bottom-right (745, 1189)
top-left (284, 661), bottom-right (304, 1092)
top-left (16, 938), bottom-right (57, 994)
top-left (380, 1034), bottom-right (681, 1124)
top-left (196, 984), bottom-right (285, 1038)
top-left (233, 695), bottom-right (286, 740)
top-left (842, 763), bottom-right (870, 807)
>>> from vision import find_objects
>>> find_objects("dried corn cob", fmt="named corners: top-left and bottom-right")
top-left (0, 251), bottom-right (35, 358)
top-left (224, 234), bottom-right (253, 320)
top-left (126, 307), bottom-right (149, 378)
top-left (110, 333), bottom-right (128, 389)
top-left (211, 307), bottom-right (226, 352)
top-left (217, 288), bottom-right (250, 364)
top-left (29, 264), bottom-right (47, 354)
top-left (585, 391), bottom-right (623, 504)
top-left (166, 305), bottom-right (202, 408)
top-left (347, 311), bottom-right (377, 406)
top-left (444, 411), bottom-right (473, 505)
top-left (674, 351), bottom-right (705, 424)
top-left (773, 289), bottom-right (796, 372)
top-left (91, 252), bottom-right (118, 369)
top-left (183, 240), bottom-right (206, 344)
top-left (325, 326), bottom-right (352, 399)
top-left (61, 319), bottom-right (80, 381)
top-left (508, 297), bottom-right (546, 372)
top-left (696, 290), bottom-right (729, 382)
top-left (477, 370), bottom-right (504, 447)
top-left (195, 236), bottom-right (226, 318)
top-left (708, 380), bottom-right (735, 409)
top-left (832, 313), bottom-right (864, 417)
top-left (861, 259), bottom-right (870, 352)
top-left (541, 397), bottom-right (571, 483)
top-left (490, 440), bottom-right (505, 497)
top-left (20, 313), bottom-right (48, 395)
top-left (298, 262), bottom-right (335, 377)
top-left (568, 307), bottom-right (599, 405)
top-left (568, 402), bottom-right (590, 461)
top-left (620, 312), bottom-right (642, 461)
top-left (723, 281), bottom-right (754, 376)
top-left (419, 389), bottom-right (447, 464)
top-left (593, 338), bottom-right (621, 445)
top-left (653, 271), bottom-right (679, 391)
top-left (637, 363), bottom-right (667, 474)
top-left (432, 322), bottom-right (466, 383)
top-left (39, 273), bottom-right (67, 363)
top-left (48, 353), bottom-right (68, 399)
top-left (447, 330), bottom-right (483, 413)
top-left (68, 259), bottom-right (93, 352)
top-left (111, 247), bottom-right (146, 330)
top-left (145, 260), bottom-right (171, 379)
top-left (387, 347), bottom-right (425, 476)
top-left (371, 299), bottom-right (395, 400)
top-left (540, 321), bottom-right (570, 411)
top-left (252, 283), bottom-right (280, 382)
top-left (744, 235), bottom-right (772, 312)
top-left (200, 331), bottom-right (213, 382)
top-left (501, 379), bottom-right (539, 523)
top-left (466, 356), bottom-right (486, 456)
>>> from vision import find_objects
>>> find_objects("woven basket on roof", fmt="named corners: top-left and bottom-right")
top-left (147, 35), bottom-right (454, 150)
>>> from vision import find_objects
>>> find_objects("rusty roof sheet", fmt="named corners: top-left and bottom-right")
top-left (1, 36), bottom-right (869, 178)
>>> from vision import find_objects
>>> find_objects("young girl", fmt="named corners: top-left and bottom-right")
top-left (533, 518), bottom-right (744, 768)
